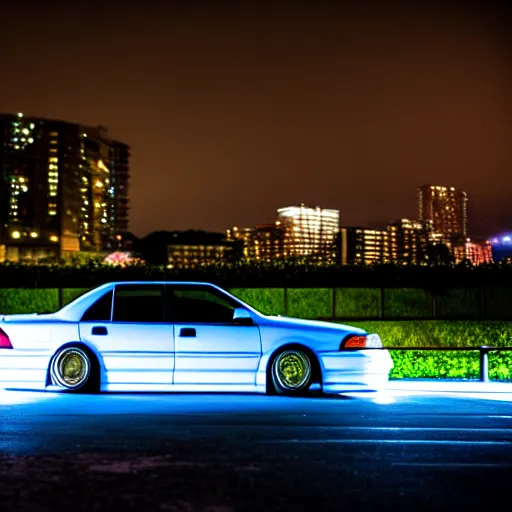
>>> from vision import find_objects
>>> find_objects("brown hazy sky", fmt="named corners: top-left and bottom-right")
top-left (0, 1), bottom-right (510, 238)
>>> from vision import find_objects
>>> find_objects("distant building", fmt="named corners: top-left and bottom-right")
top-left (490, 235), bottom-right (512, 263)
top-left (226, 226), bottom-right (256, 260)
top-left (338, 219), bottom-right (432, 265)
top-left (277, 205), bottom-right (339, 262)
top-left (134, 230), bottom-right (234, 268)
top-left (338, 227), bottom-right (390, 265)
top-left (0, 113), bottom-right (130, 261)
top-left (418, 184), bottom-right (468, 248)
top-left (388, 218), bottom-right (430, 264)
top-left (227, 223), bottom-right (287, 261)
top-left (465, 240), bottom-right (493, 265)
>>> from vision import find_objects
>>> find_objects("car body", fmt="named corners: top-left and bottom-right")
top-left (0, 282), bottom-right (393, 394)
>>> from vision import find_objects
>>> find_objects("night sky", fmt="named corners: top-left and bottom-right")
top-left (1, 1), bottom-right (510, 238)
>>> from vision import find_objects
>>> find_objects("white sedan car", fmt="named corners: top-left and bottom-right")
top-left (0, 282), bottom-right (393, 395)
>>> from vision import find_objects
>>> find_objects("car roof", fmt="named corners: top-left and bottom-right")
top-left (56, 281), bottom-right (258, 322)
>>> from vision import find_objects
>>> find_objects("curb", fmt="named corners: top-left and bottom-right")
top-left (386, 379), bottom-right (512, 393)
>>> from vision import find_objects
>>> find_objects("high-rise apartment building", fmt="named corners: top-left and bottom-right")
top-left (277, 205), bottom-right (339, 262)
top-left (227, 223), bottom-right (287, 261)
top-left (388, 218), bottom-right (430, 264)
top-left (418, 185), bottom-right (468, 244)
top-left (338, 219), bottom-right (430, 265)
top-left (338, 227), bottom-right (390, 265)
top-left (0, 113), bottom-right (130, 261)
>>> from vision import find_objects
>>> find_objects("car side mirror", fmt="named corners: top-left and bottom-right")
top-left (233, 308), bottom-right (253, 325)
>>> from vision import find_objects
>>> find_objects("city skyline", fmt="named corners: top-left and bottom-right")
top-left (1, 2), bottom-right (511, 238)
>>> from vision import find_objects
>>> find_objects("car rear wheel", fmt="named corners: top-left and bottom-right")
top-left (271, 349), bottom-right (312, 395)
top-left (50, 347), bottom-right (94, 392)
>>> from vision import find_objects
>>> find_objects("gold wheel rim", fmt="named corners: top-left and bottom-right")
top-left (56, 349), bottom-right (90, 388)
top-left (275, 351), bottom-right (311, 390)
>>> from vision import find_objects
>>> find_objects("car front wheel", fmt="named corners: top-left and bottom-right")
top-left (271, 349), bottom-right (312, 395)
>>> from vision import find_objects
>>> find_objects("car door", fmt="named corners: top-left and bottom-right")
top-left (168, 284), bottom-right (262, 388)
top-left (79, 284), bottom-right (175, 391)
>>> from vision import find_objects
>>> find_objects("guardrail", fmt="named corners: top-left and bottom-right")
top-left (373, 346), bottom-right (512, 382)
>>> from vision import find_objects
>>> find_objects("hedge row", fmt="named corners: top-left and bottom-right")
top-left (387, 350), bottom-right (512, 380)
top-left (2, 260), bottom-right (512, 287)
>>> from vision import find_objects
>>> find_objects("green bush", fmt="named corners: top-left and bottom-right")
top-left (389, 350), bottom-right (481, 379)
top-left (489, 352), bottom-right (512, 380)
top-left (388, 351), bottom-right (512, 380)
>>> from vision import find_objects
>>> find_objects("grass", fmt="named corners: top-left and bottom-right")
top-left (229, 288), bottom-right (285, 316)
top-left (383, 288), bottom-right (432, 317)
top-left (62, 288), bottom-right (90, 306)
top-left (335, 288), bottom-right (381, 317)
top-left (0, 289), bottom-right (59, 314)
top-left (287, 288), bottom-right (333, 318)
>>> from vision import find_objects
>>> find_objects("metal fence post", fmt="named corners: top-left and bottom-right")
top-left (431, 289), bottom-right (437, 320)
top-left (480, 346), bottom-right (489, 382)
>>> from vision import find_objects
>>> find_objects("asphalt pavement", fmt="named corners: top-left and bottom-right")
top-left (1, 388), bottom-right (512, 511)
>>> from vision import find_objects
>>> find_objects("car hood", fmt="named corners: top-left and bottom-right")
top-left (260, 315), bottom-right (366, 335)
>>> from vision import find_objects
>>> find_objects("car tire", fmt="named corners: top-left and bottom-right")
top-left (270, 349), bottom-right (313, 396)
top-left (50, 346), bottom-right (98, 393)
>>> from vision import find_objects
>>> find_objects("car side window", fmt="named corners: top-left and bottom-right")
top-left (81, 290), bottom-right (113, 322)
top-left (113, 285), bottom-right (166, 323)
top-left (169, 287), bottom-right (237, 324)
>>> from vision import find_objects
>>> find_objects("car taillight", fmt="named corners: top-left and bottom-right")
top-left (0, 327), bottom-right (13, 349)
top-left (342, 335), bottom-right (368, 349)
top-left (341, 333), bottom-right (383, 350)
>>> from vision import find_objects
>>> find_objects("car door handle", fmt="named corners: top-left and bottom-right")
top-left (180, 328), bottom-right (196, 337)
top-left (92, 326), bottom-right (108, 336)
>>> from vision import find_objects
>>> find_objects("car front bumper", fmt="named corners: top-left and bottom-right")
top-left (319, 349), bottom-right (394, 393)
